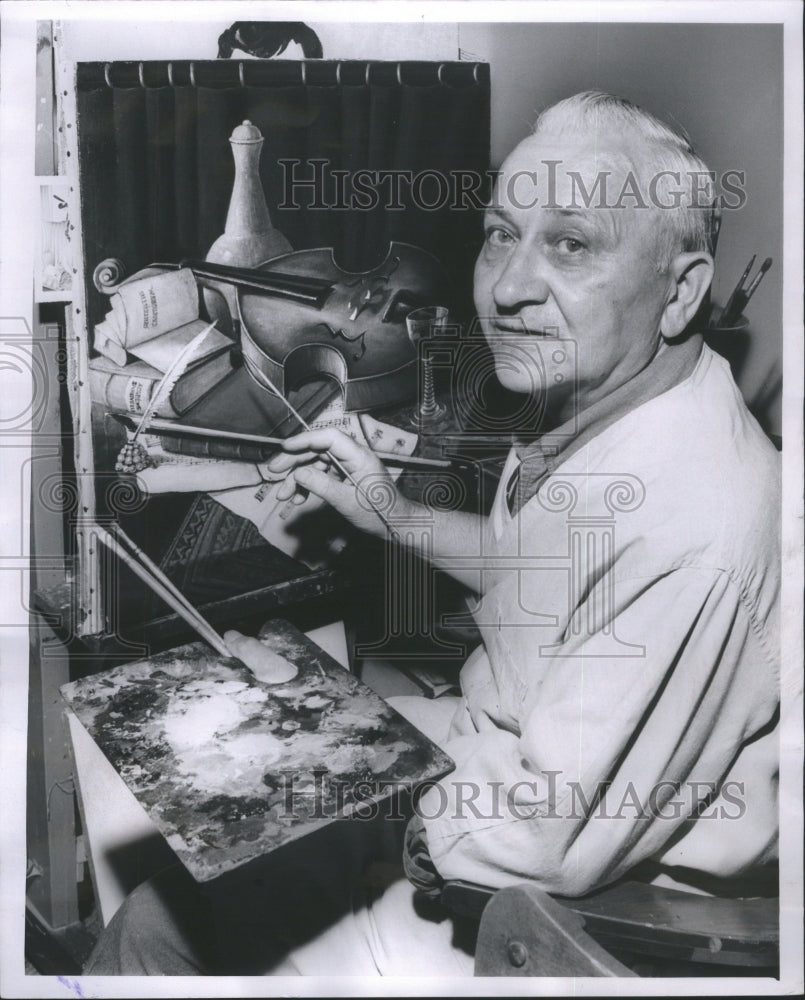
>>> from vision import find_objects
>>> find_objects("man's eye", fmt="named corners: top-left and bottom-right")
top-left (556, 237), bottom-right (586, 254)
top-left (485, 227), bottom-right (515, 247)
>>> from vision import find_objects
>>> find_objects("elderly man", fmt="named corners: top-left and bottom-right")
top-left (87, 91), bottom-right (779, 977)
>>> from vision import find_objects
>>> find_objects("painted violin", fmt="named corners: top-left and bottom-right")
top-left (179, 242), bottom-right (449, 412)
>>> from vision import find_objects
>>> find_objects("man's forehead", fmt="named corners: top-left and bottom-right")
top-left (494, 131), bottom-right (643, 207)
top-left (505, 129), bottom-right (640, 172)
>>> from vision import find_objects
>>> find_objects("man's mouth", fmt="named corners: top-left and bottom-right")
top-left (491, 321), bottom-right (558, 338)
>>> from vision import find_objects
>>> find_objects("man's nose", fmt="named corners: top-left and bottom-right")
top-left (492, 245), bottom-right (549, 312)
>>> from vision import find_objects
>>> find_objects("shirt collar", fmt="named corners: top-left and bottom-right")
top-left (508, 333), bottom-right (704, 516)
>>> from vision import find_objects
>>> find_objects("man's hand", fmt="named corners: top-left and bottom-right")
top-left (270, 427), bottom-right (487, 591)
top-left (403, 813), bottom-right (443, 900)
top-left (266, 428), bottom-right (411, 538)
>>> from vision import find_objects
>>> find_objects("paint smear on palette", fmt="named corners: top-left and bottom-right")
top-left (60, 619), bottom-right (454, 881)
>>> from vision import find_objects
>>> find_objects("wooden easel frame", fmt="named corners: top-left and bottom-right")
top-left (51, 20), bottom-right (103, 638)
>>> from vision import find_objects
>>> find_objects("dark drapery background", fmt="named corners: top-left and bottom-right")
top-left (75, 59), bottom-right (491, 327)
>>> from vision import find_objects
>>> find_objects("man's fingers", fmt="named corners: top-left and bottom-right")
top-left (293, 465), bottom-right (332, 496)
top-left (274, 458), bottom-right (333, 502)
top-left (293, 465), bottom-right (355, 510)
top-left (293, 455), bottom-right (399, 537)
top-left (264, 449), bottom-right (316, 475)
top-left (281, 428), bottom-right (372, 467)
top-left (275, 471), bottom-right (300, 501)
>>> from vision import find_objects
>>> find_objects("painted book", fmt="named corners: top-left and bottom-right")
top-left (89, 347), bottom-right (234, 418)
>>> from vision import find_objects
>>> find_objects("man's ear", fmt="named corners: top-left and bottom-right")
top-left (660, 251), bottom-right (714, 340)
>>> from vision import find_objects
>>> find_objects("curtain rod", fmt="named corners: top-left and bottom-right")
top-left (78, 59), bottom-right (488, 91)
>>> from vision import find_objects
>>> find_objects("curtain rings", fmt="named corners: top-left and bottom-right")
top-left (103, 63), bottom-right (113, 89)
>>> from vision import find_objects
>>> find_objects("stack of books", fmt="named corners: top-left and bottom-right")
top-left (89, 347), bottom-right (236, 420)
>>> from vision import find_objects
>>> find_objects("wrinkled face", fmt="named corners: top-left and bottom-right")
top-left (474, 131), bottom-right (675, 419)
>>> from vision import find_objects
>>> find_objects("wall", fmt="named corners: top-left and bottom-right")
top-left (460, 21), bottom-right (783, 436)
top-left (59, 19), bottom-right (459, 62)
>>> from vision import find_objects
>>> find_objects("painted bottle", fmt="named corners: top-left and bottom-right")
top-left (203, 120), bottom-right (292, 333)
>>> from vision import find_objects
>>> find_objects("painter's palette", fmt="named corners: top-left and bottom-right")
top-left (61, 619), bottom-right (454, 882)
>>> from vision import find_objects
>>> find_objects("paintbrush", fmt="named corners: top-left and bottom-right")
top-left (735, 256), bottom-right (773, 311)
top-left (96, 524), bottom-right (299, 681)
top-left (719, 254), bottom-right (755, 326)
top-left (720, 257), bottom-right (772, 327)
top-left (96, 523), bottom-right (231, 658)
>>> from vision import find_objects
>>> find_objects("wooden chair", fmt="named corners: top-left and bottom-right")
top-left (440, 877), bottom-right (779, 977)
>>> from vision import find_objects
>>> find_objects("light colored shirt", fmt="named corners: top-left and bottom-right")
top-left (420, 345), bottom-right (780, 896)
top-left (508, 332), bottom-right (703, 516)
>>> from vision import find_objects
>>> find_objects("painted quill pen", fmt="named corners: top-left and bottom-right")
top-left (116, 321), bottom-right (219, 473)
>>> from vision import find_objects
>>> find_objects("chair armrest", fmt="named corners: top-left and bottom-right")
top-left (474, 883), bottom-right (635, 977)
top-left (565, 880), bottom-right (778, 968)
top-left (442, 878), bottom-right (779, 972)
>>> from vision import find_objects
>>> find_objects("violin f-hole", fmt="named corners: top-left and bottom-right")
top-left (316, 321), bottom-right (368, 362)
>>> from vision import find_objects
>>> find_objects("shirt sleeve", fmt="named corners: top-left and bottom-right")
top-left (418, 566), bottom-right (778, 896)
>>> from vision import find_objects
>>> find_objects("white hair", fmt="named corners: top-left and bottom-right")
top-left (534, 91), bottom-right (718, 265)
